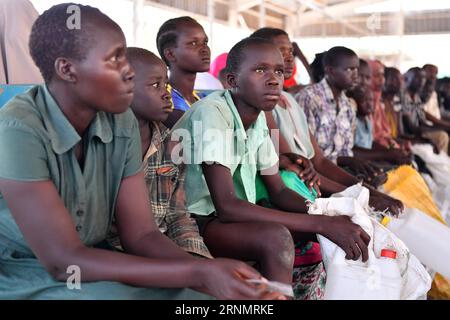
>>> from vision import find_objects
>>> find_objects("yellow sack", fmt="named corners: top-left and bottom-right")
top-left (383, 165), bottom-right (449, 299)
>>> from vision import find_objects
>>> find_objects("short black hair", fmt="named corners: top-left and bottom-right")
top-left (156, 16), bottom-right (200, 66)
top-left (359, 58), bottom-right (369, 70)
top-left (249, 27), bottom-right (288, 41)
top-left (226, 37), bottom-right (275, 74)
top-left (323, 46), bottom-right (357, 67)
top-left (126, 47), bottom-right (161, 68)
top-left (29, 3), bottom-right (121, 83)
top-left (384, 66), bottom-right (400, 79)
top-left (406, 67), bottom-right (422, 76)
top-left (310, 51), bottom-right (326, 83)
top-left (423, 63), bottom-right (437, 70)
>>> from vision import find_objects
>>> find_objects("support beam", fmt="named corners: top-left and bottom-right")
top-left (298, 0), bottom-right (386, 25)
top-left (238, 0), bottom-right (261, 12)
top-left (296, 0), bottom-right (371, 36)
top-left (259, 0), bottom-right (266, 28)
top-left (133, 0), bottom-right (145, 46)
top-left (207, 0), bottom-right (215, 50)
top-left (229, 0), bottom-right (239, 27)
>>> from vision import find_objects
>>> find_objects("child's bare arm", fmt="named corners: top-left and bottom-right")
top-left (0, 176), bottom-right (203, 288)
top-left (0, 174), bottom-right (270, 298)
top-left (201, 163), bottom-right (370, 262)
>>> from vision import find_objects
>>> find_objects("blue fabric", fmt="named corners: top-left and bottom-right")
top-left (170, 86), bottom-right (206, 112)
top-left (354, 116), bottom-right (373, 149)
top-left (0, 85), bottom-right (33, 108)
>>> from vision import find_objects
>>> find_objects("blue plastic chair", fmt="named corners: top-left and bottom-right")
top-left (0, 84), bottom-right (34, 108)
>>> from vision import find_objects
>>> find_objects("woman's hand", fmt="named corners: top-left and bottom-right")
top-left (194, 258), bottom-right (287, 300)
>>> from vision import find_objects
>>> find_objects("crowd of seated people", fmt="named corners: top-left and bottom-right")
top-left (1, 1), bottom-right (449, 300)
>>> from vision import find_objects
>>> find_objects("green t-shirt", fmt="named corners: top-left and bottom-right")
top-left (172, 90), bottom-right (279, 216)
top-left (0, 85), bottom-right (142, 255)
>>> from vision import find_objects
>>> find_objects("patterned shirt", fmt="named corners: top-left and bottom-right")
top-left (143, 122), bottom-right (212, 258)
top-left (296, 78), bottom-right (355, 163)
top-left (402, 92), bottom-right (426, 135)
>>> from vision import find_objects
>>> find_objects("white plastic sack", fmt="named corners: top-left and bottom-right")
top-left (308, 184), bottom-right (432, 300)
top-left (411, 143), bottom-right (450, 188)
top-left (421, 173), bottom-right (450, 224)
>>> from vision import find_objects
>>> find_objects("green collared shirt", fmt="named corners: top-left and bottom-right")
top-left (172, 90), bottom-right (279, 216)
top-left (0, 85), bottom-right (142, 255)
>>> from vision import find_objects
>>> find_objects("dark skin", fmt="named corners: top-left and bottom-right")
top-left (128, 55), bottom-right (173, 155)
top-left (381, 68), bottom-right (413, 152)
top-left (352, 89), bottom-right (411, 166)
top-left (202, 43), bottom-right (371, 262)
top-left (265, 33), bottom-right (402, 215)
top-left (0, 21), bottom-right (278, 300)
top-left (359, 63), bottom-right (372, 88)
top-left (283, 41), bottom-right (311, 95)
top-left (128, 52), bottom-right (284, 299)
top-left (264, 34), bottom-right (321, 196)
top-left (322, 55), bottom-right (383, 182)
top-left (422, 65), bottom-right (450, 132)
top-left (163, 21), bottom-right (211, 128)
top-left (402, 69), bottom-right (444, 153)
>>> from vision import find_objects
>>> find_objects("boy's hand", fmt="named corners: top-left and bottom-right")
top-left (347, 158), bottom-right (382, 182)
top-left (280, 154), bottom-right (321, 197)
top-left (369, 193), bottom-right (404, 217)
top-left (294, 157), bottom-right (321, 197)
top-left (194, 258), bottom-right (283, 300)
top-left (320, 215), bottom-right (371, 262)
top-left (387, 149), bottom-right (412, 165)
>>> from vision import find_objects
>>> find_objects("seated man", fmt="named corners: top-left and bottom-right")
top-left (401, 67), bottom-right (449, 154)
top-left (296, 47), bottom-right (384, 187)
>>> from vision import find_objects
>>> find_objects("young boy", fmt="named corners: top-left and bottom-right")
top-left (125, 47), bottom-right (212, 259)
top-left (348, 85), bottom-right (411, 168)
top-left (0, 4), bottom-right (273, 300)
top-left (172, 38), bottom-right (371, 278)
top-left (156, 16), bottom-right (209, 128)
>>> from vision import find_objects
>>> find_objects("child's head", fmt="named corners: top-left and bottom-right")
top-left (310, 52), bottom-right (326, 83)
top-left (348, 85), bottom-right (373, 117)
top-left (156, 16), bottom-right (210, 73)
top-left (127, 47), bottom-right (172, 123)
top-left (249, 28), bottom-right (294, 79)
top-left (225, 37), bottom-right (284, 112)
top-left (368, 60), bottom-right (385, 93)
top-left (29, 3), bottom-right (134, 114)
top-left (405, 67), bottom-right (426, 94)
top-left (323, 46), bottom-right (359, 91)
top-left (383, 67), bottom-right (402, 96)
top-left (358, 59), bottom-right (372, 88)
